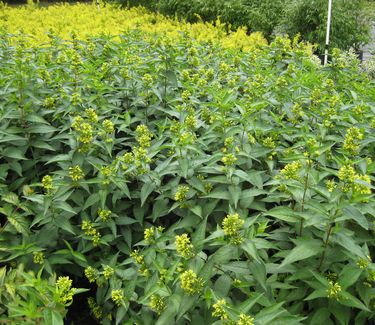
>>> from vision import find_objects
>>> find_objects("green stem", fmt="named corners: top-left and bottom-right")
top-left (299, 165), bottom-right (310, 236)
top-left (318, 223), bottom-right (333, 271)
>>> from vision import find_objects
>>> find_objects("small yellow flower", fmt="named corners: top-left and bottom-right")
top-left (42, 175), bottom-right (53, 192)
top-left (111, 289), bottom-right (123, 306)
top-left (212, 299), bottom-right (228, 320)
top-left (262, 137), bottom-right (276, 149)
top-left (174, 185), bottom-right (189, 202)
top-left (325, 179), bottom-right (336, 192)
top-left (84, 266), bottom-right (98, 283)
top-left (221, 153), bottom-right (237, 166)
top-left (353, 174), bottom-right (371, 195)
top-left (33, 251), bottom-right (44, 264)
top-left (237, 314), bottom-right (255, 325)
top-left (175, 233), bottom-right (194, 259)
top-left (357, 257), bottom-right (370, 269)
top-left (149, 295), bottom-right (166, 314)
top-left (98, 208), bottom-right (112, 222)
top-left (179, 269), bottom-right (203, 295)
top-left (56, 276), bottom-right (76, 305)
top-left (85, 108), bottom-right (98, 123)
top-left (327, 281), bottom-right (342, 300)
top-left (222, 213), bottom-right (244, 237)
top-left (280, 161), bottom-right (302, 180)
top-left (102, 119), bottom-right (114, 134)
top-left (144, 227), bottom-right (155, 244)
top-left (87, 297), bottom-right (103, 320)
top-left (343, 127), bottom-right (363, 155)
top-left (69, 165), bottom-right (84, 182)
top-left (135, 124), bottom-right (153, 148)
top-left (103, 265), bottom-right (114, 280)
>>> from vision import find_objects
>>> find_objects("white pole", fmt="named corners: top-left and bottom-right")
top-left (324, 0), bottom-right (333, 65)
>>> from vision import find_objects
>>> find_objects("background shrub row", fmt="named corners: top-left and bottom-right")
top-left (121, 0), bottom-right (372, 52)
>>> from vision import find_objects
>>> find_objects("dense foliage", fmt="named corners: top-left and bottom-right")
top-left (0, 3), bottom-right (375, 325)
top-left (0, 2), bottom-right (266, 49)
top-left (281, 0), bottom-right (371, 51)
top-left (123, 0), bottom-right (372, 51)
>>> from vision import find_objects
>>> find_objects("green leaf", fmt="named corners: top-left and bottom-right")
top-left (241, 240), bottom-right (261, 262)
top-left (213, 274), bottom-right (232, 297)
top-left (280, 238), bottom-right (322, 268)
top-left (202, 190), bottom-right (230, 200)
top-left (266, 206), bottom-right (300, 223)
top-left (229, 185), bottom-right (241, 209)
top-left (55, 215), bottom-right (75, 235)
top-left (51, 310), bottom-right (64, 325)
top-left (3, 147), bottom-right (27, 160)
top-left (7, 214), bottom-right (30, 235)
top-left (339, 264), bottom-right (363, 290)
top-left (333, 233), bottom-right (367, 259)
top-left (27, 124), bottom-right (57, 133)
top-left (339, 292), bottom-right (370, 311)
top-left (140, 181), bottom-right (156, 207)
top-left (305, 289), bottom-right (327, 301)
top-left (309, 308), bottom-right (331, 324)
top-left (340, 206), bottom-right (368, 230)
top-left (82, 193), bottom-right (100, 210)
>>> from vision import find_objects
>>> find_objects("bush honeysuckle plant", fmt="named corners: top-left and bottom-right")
top-left (0, 7), bottom-right (374, 324)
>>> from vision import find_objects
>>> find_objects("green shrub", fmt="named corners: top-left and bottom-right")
top-left (121, 0), bottom-right (372, 50)
top-left (280, 0), bottom-right (372, 51)
top-left (123, 0), bottom-right (284, 38)
top-left (0, 31), bottom-right (374, 324)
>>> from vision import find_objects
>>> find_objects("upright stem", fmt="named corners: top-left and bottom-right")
top-left (299, 164), bottom-right (310, 236)
top-left (318, 223), bottom-right (333, 271)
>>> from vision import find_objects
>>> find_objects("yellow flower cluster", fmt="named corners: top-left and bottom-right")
top-left (357, 256), bottom-right (371, 269)
top-left (135, 124), bottom-right (153, 148)
top-left (102, 120), bottom-right (114, 135)
top-left (327, 281), bottom-right (342, 300)
top-left (262, 137), bottom-right (276, 149)
top-left (175, 233), bottom-right (194, 259)
top-left (222, 213), bottom-right (244, 244)
top-left (280, 161), bottom-right (302, 180)
top-left (325, 179), bottom-right (337, 193)
top-left (144, 227), bottom-right (155, 244)
top-left (130, 250), bottom-right (149, 276)
top-left (69, 165), bottom-right (84, 182)
top-left (72, 116), bottom-right (94, 148)
top-left (88, 297), bottom-right (103, 320)
top-left (81, 220), bottom-right (101, 246)
top-left (179, 269), bottom-right (203, 295)
top-left (343, 127), bottom-right (363, 155)
top-left (221, 153), bottom-right (238, 166)
top-left (56, 276), bottom-right (76, 305)
top-left (237, 314), bottom-right (255, 325)
top-left (338, 165), bottom-right (372, 195)
top-left (0, 3), bottom-right (266, 50)
top-left (85, 266), bottom-right (98, 283)
top-left (100, 165), bottom-right (116, 185)
top-left (98, 208), bottom-right (112, 222)
top-left (149, 294), bottom-right (166, 314)
top-left (111, 289), bottom-right (124, 306)
top-left (353, 174), bottom-right (372, 195)
top-left (33, 251), bottom-right (44, 264)
top-left (212, 299), bottom-right (228, 320)
top-left (103, 265), bottom-right (114, 280)
top-left (41, 175), bottom-right (53, 193)
top-left (174, 185), bottom-right (190, 202)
